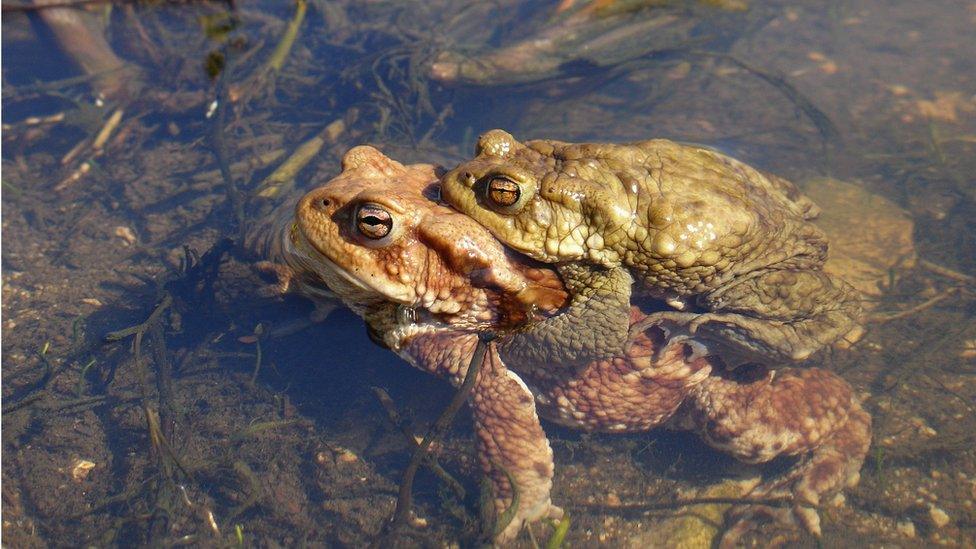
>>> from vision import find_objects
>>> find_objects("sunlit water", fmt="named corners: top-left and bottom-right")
top-left (2, 1), bottom-right (974, 546)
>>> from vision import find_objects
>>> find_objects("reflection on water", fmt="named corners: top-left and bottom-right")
top-left (2, 0), bottom-right (974, 546)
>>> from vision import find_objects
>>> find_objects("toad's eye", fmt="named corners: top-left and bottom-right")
top-left (486, 176), bottom-right (521, 207)
top-left (355, 204), bottom-right (393, 239)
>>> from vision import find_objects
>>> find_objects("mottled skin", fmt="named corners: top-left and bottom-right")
top-left (288, 146), bottom-right (871, 545)
top-left (440, 129), bottom-right (864, 366)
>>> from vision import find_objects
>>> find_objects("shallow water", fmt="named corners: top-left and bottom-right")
top-left (2, 1), bottom-right (975, 546)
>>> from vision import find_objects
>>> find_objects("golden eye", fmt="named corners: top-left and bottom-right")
top-left (355, 204), bottom-right (393, 239)
top-left (486, 176), bottom-right (520, 207)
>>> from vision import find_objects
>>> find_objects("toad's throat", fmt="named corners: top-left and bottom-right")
top-left (288, 223), bottom-right (460, 337)
top-left (289, 222), bottom-right (413, 307)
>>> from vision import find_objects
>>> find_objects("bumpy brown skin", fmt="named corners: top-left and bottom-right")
top-left (671, 364), bottom-right (871, 544)
top-left (292, 145), bottom-right (566, 326)
top-left (290, 146), bottom-right (870, 545)
top-left (440, 129), bottom-right (864, 365)
top-left (518, 306), bottom-right (713, 432)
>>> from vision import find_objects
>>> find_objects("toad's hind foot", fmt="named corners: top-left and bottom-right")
top-left (720, 403), bottom-right (870, 547)
top-left (493, 500), bottom-right (563, 544)
top-left (681, 367), bottom-right (871, 547)
top-left (468, 346), bottom-right (563, 545)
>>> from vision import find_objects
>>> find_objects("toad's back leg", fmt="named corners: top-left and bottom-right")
top-left (673, 365), bottom-right (871, 546)
top-left (695, 268), bottom-right (864, 362)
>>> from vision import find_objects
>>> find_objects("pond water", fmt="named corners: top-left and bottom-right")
top-left (2, 0), bottom-right (975, 546)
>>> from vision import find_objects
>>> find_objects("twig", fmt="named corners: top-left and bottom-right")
top-left (372, 387), bottom-right (467, 501)
top-left (1, 112), bottom-right (65, 130)
top-left (224, 461), bottom-right (262, 524)
top-left (178, 484), bottom-right (221, 538)
top-left (266, 0), bottom-right (306, 73)
top-left (377, 333), bottom-right (495, 544)
top-left (2, 0), bottom-right (224, 11)
top-left (876, 322), bottom-right (969, 395)
top-left (145, 405), bottom-right (190, 480)
top-left (39, 394), bottom-right (109, 412)
top-left (149, 312), bottom-right (177, 440)
top-left (491, 462), bottom-right (521, 537)
top-left (253, 117), bottom-right (348, 199)
top-left (919, 259), bottom-right (975, 285)
top-left (105, 294), bottom-right (173, 343)
top-left (56, 107), bottom-right (125, 191)
top-left (248, 335), bottom-right (263, 386)
top-left (211, 54), bottom-right (246, 242)
top-left (1, 346), bottom-right (57, 413)
top-left (867, 287), bottom-right (958, 323)
top-left (229, 0), bottom-right (306, 104)
top-left (229, 419), bottom-right (298, 443)
top-left (571, 495), bottom-right (795, 512)
top-left (191, 148), bottom-right (286, 185)
top-left (692, 51), bottom-right (840, 145)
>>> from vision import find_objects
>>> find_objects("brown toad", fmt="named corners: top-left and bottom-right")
top-left (285, 145), bottom-right (871, 545)
top-left (440, 130), bottom-right (864, 366)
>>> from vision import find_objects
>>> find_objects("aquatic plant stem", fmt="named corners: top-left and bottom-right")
top-left (267, 0), bottom-right (306, 73)
top-left (212, 78), bottom-right (246, 243)
top-left (381, 332), bottom-right (495, 543)
top-left (867, 286), bottom-right (959, 323)
top-left (254, 116), bottom-right (350, 199)
top-left (372, 387), bottom-right (467, 501)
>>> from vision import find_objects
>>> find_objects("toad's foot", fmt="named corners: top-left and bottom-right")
top-left (720, 402), bottom-right (871, 548)
top-left (254, 260), bottom-right (296, 297)
top-left (499, 263), bottom-right (633, 370)
top-left (628, 310), bottom-right (698, 338)
top-left (699, 269), bottom-right (865, 363)
top-left (254, 261), bottom-right (338, 322)
top-left (470, 343), bottom-right (563, 544)
top-left (674, 366), bottom-right (871, 547)
top-left (494, 498), bottom-right (563, 545)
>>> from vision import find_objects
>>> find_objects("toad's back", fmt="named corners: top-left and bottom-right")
top-left (526, 138), bottom-right (829, 297)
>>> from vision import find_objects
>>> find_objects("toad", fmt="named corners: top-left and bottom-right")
top-left (440, 130), bottom-right (864, 367)
top-left (287, 145), bottom-right (870, 546)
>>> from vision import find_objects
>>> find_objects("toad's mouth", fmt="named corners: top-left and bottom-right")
top-left (288, 221), bottom-right (416, 306)
top-left (387, 304), bottom-right (453, 344)
top-left (288, 225), bottom-right (374, 296)
top-left (287, 223), bottom-right (461, 336)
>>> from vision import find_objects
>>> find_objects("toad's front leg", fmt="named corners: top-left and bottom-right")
top-left (471, 344), bottom-right (563, 544)
top-left (500, 263), bottom-right (633, 370)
